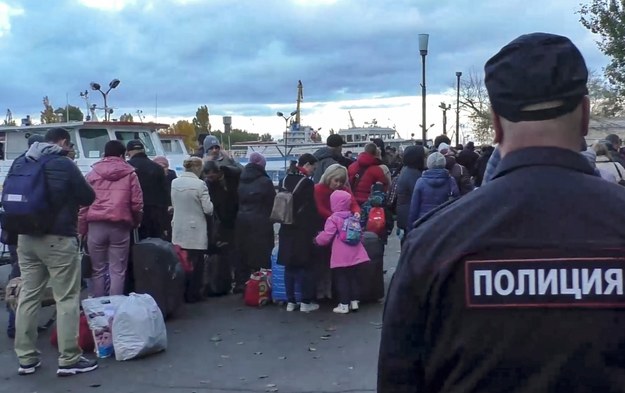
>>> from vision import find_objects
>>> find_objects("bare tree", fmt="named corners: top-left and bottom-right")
top-left (459, 70), bottom-right (494, 144)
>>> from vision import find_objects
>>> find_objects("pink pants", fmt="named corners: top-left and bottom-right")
top-left (87, 221), bottom-right (131, 297)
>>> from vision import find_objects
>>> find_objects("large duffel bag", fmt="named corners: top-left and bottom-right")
top-left (202, 251), bottom-right (232, 297)
top-left (132, 237), bottom-right (185, 319)
top-left (359, 231), bottom-right (385, 303)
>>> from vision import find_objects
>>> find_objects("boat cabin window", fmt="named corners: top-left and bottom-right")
top-left (79, 129), bottom-right (110, 159)
top-left (161, 139), bottom-right (184, 154)
top-left (115, 131), bottom-right (156, 156)
top-left (346, 134), bottom-right (353, 143)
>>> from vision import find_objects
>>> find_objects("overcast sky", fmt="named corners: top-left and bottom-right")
top-left (0, 0), bottom-right (608, 140)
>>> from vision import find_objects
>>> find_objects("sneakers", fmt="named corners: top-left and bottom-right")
top-left (300, 303), bottom-right (320, 313)
top-left (286, 302), bottom-right (299, 312)
top-left (57, 356), bottom-right (98, 377)
top-left (18, 361), bottom-right (41, 376)
top-left (350, 300), bottom-right (360, 311)
top-left (333, 304), bottom-right (350, 314)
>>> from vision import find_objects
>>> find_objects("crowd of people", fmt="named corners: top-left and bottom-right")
top-left (4, 31), bottom-right (625, 390)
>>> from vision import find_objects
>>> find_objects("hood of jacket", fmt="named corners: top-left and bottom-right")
top-left (403, 145), bottom-right (425, 170)
top-left (240, 163), bottom-right (268, 183)
top-left (314, 147), bottom-right (339, 161)
top-left (356, 152), bottom-right (381, 168)
top-left (25, 141), bottom-right (64, 161)
top-left (330, 190), bottom-right (352, 214)
top-left (444, 155), bottom-right (458, 171)
top-left (422, 168), bottom-right (452, 188)
top-left (91, 156), bottom-right (136, 181)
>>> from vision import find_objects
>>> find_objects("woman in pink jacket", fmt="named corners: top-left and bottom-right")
top-left (79, 140), bottom-right (143, 297)
top-left (315, 190), bottom-right (369, 314)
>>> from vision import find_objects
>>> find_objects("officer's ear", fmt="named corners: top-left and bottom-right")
top-left (580, 95), bottom-right (590, 138)
top-left (492, 109), bottom-right (504, 145)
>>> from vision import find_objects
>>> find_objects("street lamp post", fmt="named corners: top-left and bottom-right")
top-left (90, 79), bottom-right (120, 121)
top-left (276, 110), bottom-right (298, 172)
top-left (419, 33), bottom-right (429, 146)
top-left (455, 71), bottom-right (462, 146)
top-left (438, 102), bottom-right (451, 136)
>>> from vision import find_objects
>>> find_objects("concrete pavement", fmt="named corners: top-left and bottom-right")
top-left (0, 234), bottom-right (400, 393)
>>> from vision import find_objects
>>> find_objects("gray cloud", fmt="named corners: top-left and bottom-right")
top-left (0, 0), bottom-right (609, 119)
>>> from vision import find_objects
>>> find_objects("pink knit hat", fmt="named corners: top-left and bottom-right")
top-left (153, 156), bottom-right (169, 167)
top-left (249, 152), bottom-right (266, 168)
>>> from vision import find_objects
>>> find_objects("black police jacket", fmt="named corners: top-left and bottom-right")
top-left (379, 147), bottom-right (625, 393)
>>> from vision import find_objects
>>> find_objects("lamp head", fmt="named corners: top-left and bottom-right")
top-left (276, 111), bottom-right (284, 117)
top-left (290, 110), bottom-right (297, 116)
top-left (109, 79), bottom-right (120, 89)
top-left (456, 71), bottom-right (462, 77)
top-left (90, 82), bottom-right (101, 91)
top-left (418, 33), bottom-right (429, 55)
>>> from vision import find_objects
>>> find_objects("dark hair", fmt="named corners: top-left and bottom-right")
top-left (297, 153), bottom-right (317, 167)
top-left (203, 160), bottom-right (221, 174)
top-left (45, 128), bottom-right (71, 143)
top-left (287, 160), bottom-right (298, 174)
top-left (104, 140), bottom-right (126, 157)
top-left (434, 135), bottom-right (451, 149)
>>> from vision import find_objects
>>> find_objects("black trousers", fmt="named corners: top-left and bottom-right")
top-left (333, 265), bottom-right (360, 304)
top-left (138, 205), bottom-right (168, 240)
top-left (285, 265), bottom-right (315, 304)
top-left (184, 250), bottom-right (206, 302)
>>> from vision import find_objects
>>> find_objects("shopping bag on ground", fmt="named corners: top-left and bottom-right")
top-left (112, 293), bottom-right (167, 361)
top-left (244, 270), bottom-right (272, 307)
top-left (82, 295), bottom-right (128, 358)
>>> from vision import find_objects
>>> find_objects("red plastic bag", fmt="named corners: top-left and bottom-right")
top-left (51, 313), bottom-right (95, 353)
top-left (244, 270), bottom-right (272, 307)
top-left (366, 207), bottom-right (386, 237)
top-left (173, 245), bottom-right (193, 273)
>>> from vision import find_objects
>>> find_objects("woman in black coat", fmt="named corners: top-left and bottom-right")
top-left (395, 145), bottom-right (425, 233)
top-left (277, 154), bottom-right (320, 313)
top-left (233, 153), bottom-right (276, 293)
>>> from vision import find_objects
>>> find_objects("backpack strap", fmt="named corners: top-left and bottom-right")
top-left (291, 176), bottom-right (307, 195)
top-left (350, 166), bottom-right (367, 190)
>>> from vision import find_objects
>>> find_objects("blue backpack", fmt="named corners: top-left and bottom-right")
top-left (339, 215), bottom-right (362, 246)
top-left (1, 155), bottom-right (56, 234)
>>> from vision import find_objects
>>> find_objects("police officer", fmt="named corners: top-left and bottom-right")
top-left (378, 33), bottom-right (625, 392)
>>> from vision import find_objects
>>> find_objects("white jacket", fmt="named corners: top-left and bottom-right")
top-left (595, 156), bottom-right (625, 184)
top-left (171, 172), bottom-right (213, 250)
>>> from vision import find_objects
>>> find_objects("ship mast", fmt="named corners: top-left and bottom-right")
top-left (295, 80), bottom-right (303, 127)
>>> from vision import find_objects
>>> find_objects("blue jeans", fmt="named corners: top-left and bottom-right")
top-left (6, 245), bottom-right (19, 338)
top-left (285, 265), bottom-right (315, 304)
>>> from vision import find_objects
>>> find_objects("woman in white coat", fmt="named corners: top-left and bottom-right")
top-left (171, 157), bottom-right (213, 303)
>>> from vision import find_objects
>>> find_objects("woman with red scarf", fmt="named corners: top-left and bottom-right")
top-left (277, 154), bottom-right (320, 313)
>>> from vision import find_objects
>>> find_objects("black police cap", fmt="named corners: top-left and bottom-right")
top-left (484, 32), bottom-right (589, 123)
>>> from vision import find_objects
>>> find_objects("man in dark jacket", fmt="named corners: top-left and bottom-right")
top-left (312, 134), bottom-right (351, 183)
top-left (604, 134), bottom-right (625, 168)
top-left (456, 141), bottom-right (480, 176)
top-left (379, 33), bottom-right (625, 393)
top-left (474, 145), bottom-right (494, 187)
top-left (127, 139), bottom-right (169, 240)
top-left (11, 128), bottom-right (97, 376)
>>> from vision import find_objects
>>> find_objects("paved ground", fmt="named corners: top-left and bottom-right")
top-left (0, 235), bottom-right (400, 393)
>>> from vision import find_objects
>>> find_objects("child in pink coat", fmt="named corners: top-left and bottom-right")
top-left (315, 190), bottom-right (370, 313)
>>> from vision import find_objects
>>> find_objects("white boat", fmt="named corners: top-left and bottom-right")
top-left (0, 121), bottom-right (174, 185)
top-left (158, 134), bottom-right (190, 174)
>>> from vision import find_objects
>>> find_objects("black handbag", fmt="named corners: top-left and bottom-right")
top-left (80, 238), bottom-right (92, 279)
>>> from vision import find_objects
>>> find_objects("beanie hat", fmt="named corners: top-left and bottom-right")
top-left (249, 152), bottom-right (266, 168)
top-left (427, 152), bottom-right (446, 169)
top-left (438, 142), bottom-right (451, 155)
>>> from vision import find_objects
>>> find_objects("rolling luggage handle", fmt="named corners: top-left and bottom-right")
top-left (133, 228), bottom-right (140, 244)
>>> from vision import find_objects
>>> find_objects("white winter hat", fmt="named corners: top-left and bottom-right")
top-left (427, 152), bottom-right (446, 169)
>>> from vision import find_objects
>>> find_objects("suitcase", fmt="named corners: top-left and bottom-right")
top-left (360, 231), bottom-right (385, 302)
top-left (202, 252), bottom-right (232, 297)
top-left (270, 246), bottom-right (302, 303)
top-left (132, 237), bottom-right (185, 319)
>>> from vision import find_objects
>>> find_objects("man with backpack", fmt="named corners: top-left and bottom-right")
top-left (348, 143), bottom-right (389, 205)
top-left (2, 128), bottom-right (97, 376)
